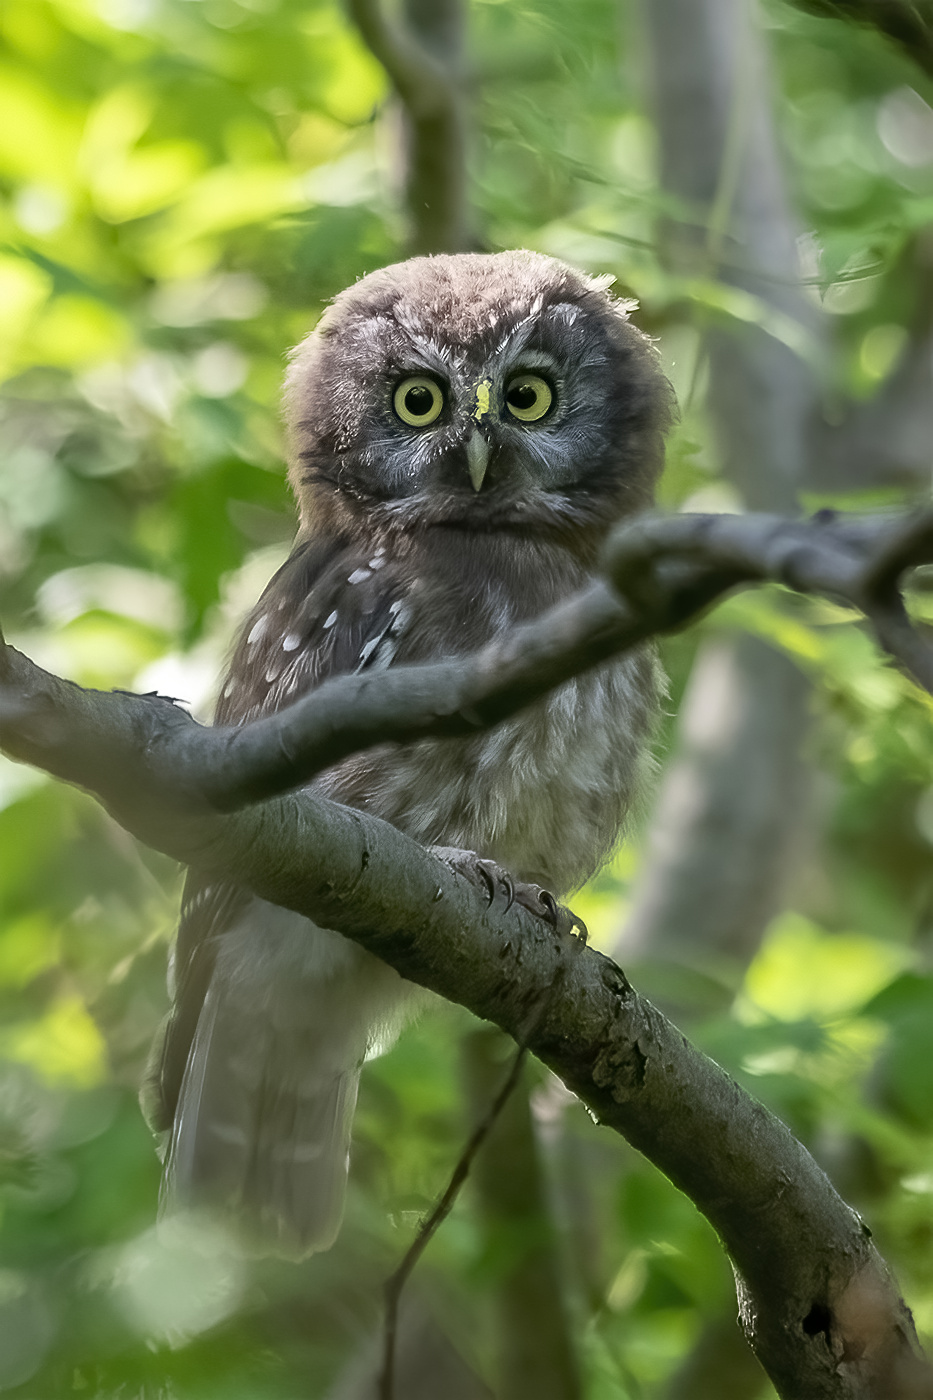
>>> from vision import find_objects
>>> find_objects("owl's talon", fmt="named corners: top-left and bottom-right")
top-left (475, 861), bottom-right (499, 907)
top-left (539, 890), bottom-right (558, 921)
top-left (534, 888), bottom-right (585, 941)
top-left (475, 860), bottom-right (514, 912)
top-left (431, 847), bottom-right (585, 937)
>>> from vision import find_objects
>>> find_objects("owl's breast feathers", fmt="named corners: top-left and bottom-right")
top-left (216, 523), bottom-right (658, 889)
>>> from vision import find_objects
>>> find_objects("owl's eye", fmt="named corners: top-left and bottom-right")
top-left (504, 374), bottom-right (554, 423)
top-left (393, 376), bottom-right (444, 427)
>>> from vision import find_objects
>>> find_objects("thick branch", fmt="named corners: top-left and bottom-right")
top-left (0, 741), bottom-right (924, 1395)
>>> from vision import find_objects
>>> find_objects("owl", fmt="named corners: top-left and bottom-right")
top-left (145, 250), bottom-right (675, 1257)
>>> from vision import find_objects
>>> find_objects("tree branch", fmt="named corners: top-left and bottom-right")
top-left (347, 0), bottom-right (451, 113)
top-left (346, 0), bottom-right (474, 252)
top-left (380, 1038), bottom-right (530, 1400)
top-left (4, 508), bottom-right (933, 1396)
top-left (0, 738), bottom-right (925, 1396)
top-left (4, 510), bottom-right (931, 816)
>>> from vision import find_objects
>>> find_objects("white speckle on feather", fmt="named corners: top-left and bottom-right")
top-left (358, 637), bottom-right (379, 664)
top-left (368, 554), bottom-right (386, 570)
top-left (324, 610), bottom-right (338, 629)
top-left (347, 567), bottom-right (370, 585)
top-left (282, 633), bottom-right (301, 651)
top-left (265, 667), bottom-right (281, 684)
top-left (247, 614), bottom-right (267, 645)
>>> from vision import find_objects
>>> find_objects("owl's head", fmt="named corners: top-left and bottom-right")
top-left (285, 251), bottom-right (674, 544)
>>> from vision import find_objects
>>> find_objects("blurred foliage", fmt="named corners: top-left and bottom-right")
top-left (1, 0), bottom-right (932, 1395)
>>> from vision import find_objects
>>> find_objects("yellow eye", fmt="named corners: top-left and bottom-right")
top-left (393, 376), bottom-right (444, 427)
top-left (504, 374), bottom-right (553, 423)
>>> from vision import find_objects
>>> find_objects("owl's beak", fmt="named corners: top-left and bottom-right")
top-left (466, 429), bottom-right (491, 492)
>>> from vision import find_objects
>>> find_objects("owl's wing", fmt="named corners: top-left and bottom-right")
top-left (214, 534), bottom-right (411, 725)
top-left (146, 532), bottom-right (411, 1135)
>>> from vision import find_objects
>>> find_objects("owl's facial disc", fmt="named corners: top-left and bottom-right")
top-left (387, 364), bottom-right (560, 497)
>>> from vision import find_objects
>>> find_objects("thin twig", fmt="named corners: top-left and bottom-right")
top-left (603, 509), bottom-right (933, 691)
top-left (378, 1042), bottom-right (529, 1400)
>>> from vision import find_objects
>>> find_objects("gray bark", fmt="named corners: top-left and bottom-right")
top-left (629, 4), bottom-right (931, 1382)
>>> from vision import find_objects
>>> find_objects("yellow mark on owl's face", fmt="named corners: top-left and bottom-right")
top-left (473, 379), bottom-right (492, 421)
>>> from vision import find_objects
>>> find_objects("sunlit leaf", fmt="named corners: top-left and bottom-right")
top-left (742, 913), bottom-right (909, 1023)
top-left (1, 998), bottom-right (106, 1088)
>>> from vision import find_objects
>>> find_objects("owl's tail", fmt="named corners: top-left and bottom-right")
top-left (158, 906), bottom-right (411, 1258)
top-left (161, 986), bottom-right (362, 1255)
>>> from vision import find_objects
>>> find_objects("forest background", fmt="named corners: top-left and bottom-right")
top-left (1, 0), bottom-right (932, 1396)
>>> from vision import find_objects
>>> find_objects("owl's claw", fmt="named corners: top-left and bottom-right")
top-left (458, 856), bottom-right (512, 910)
top-left (535, 888), bottom-right (587, 942)
top-left (473, 860), bottom-right (499, 907)
top-left (431, 847), bottom-right (585, 942)
top-left (539, 889), bottom-right (558, 920)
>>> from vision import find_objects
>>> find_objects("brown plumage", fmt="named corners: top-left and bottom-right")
top-left (145, 251), bottom-right (675, 1256)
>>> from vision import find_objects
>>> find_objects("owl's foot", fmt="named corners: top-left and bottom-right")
top-left (432, 847), bottom-right (587, 942)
